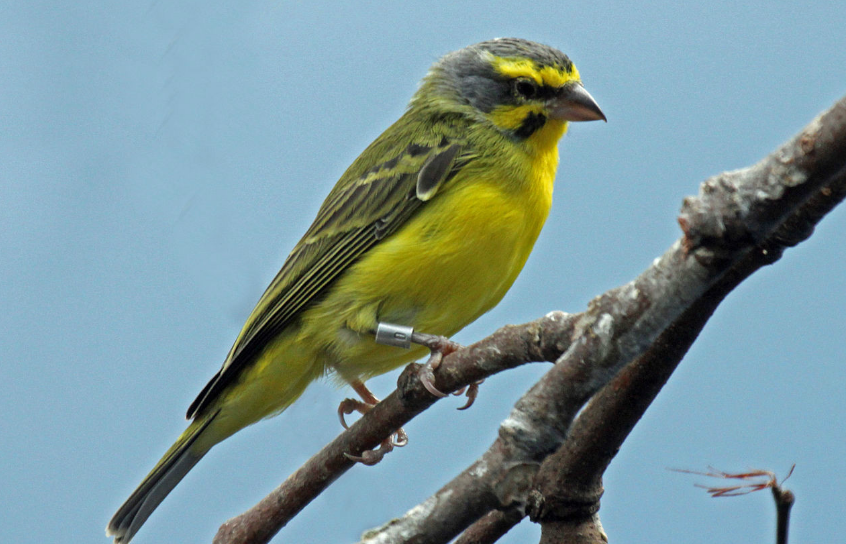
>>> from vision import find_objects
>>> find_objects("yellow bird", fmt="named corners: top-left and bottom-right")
top-left (107, 37), bottom-right (604, 543)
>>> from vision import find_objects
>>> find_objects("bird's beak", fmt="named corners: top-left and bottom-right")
top-left (548, 82), bottom-right (606, 122)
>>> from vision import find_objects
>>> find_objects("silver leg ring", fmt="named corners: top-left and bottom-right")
top-left (375, 322), bottom-right (414, 349)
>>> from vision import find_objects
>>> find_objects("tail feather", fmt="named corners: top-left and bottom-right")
top-left (106, 411), bottom-right (219, 544)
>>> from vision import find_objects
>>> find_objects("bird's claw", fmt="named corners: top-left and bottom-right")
top-left (338, 397), bottom-right (371, 429)
top-left (419, 351), bottom-right (448, 398)
top-left (413, 334), bottom-right (482, 408)
top-left (391, 427), bottom-right (409, 447)
top-left (344, 426), bottom-right (408, 465)
top-left (339, 380), bottom-right (407, 464)
top-left (416, 335), bottom-right (461, 399)
top-left (345, 438), bottom-right (394, 466)
top-left (455, 378), bottom-right (484, 410)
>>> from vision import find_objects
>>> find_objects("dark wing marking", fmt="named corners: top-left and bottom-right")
top-left (416, 144), bottom-right (461, 201)
top-left (187, 141), bottom-right (463, 418)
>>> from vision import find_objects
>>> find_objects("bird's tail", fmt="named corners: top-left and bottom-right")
top-left (106, 410), bottom-right (220, 544)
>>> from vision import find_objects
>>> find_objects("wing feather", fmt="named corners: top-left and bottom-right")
top-left (187, 137), bottom-right (464, 418)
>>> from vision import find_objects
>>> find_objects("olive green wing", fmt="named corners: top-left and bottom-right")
top-left (187, 138), bottom-right (463, 419)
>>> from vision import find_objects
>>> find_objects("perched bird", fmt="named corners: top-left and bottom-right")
top-left (107, 37), bottom-right (605, 543)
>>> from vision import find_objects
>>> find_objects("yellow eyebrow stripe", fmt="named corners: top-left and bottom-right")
top-left (492, 57), bottom-right (580, 87)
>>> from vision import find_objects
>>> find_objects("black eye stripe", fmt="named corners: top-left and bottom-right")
top-left (511, 79), bottom-right (558, 101)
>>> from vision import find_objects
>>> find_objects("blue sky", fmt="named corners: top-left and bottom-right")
top-left (2, 2), bottom-right (845, 543)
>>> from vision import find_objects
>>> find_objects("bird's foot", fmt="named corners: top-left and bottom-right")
top-left (413, 333), bottom-right (483, 409)
top-left (337, 397), bottom-right (371, 430)
top-left (344, 434), bottom-right (405, 466)
top-left (339, 379), bottom-right (407, 464)
top-left (373, 323), bottom-right (482, 408)
top-left (411, 333), bottom-right (464, 399)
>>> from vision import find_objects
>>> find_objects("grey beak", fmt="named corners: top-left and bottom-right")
top-left (549, 83), bottom-right (606, 122)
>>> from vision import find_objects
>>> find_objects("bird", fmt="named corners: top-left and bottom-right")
top-left (106, 37), bottom-right (605, 543)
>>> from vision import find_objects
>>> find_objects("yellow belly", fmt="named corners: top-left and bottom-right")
top-left (300, 168), bottom-right (554, 382)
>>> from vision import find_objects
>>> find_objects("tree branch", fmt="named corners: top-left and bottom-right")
top-left (453, 509), bottom-right (525, 544)
top-left (526, 96), bottom-right (846, 539)
top-left (215, 94), bottom-right (846, 544)
top-left (213, 313), bottom-right (580, 544)
top-left (356, 95), bottom-right (846, 543)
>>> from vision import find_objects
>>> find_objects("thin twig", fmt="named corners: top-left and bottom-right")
top-left (773, 484), bottom-right (795, 544)
top-left (674, 466), bottom-right (796, 544)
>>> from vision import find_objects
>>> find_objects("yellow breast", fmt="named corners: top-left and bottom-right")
top-left (302, 121), bottom-right (566, 381)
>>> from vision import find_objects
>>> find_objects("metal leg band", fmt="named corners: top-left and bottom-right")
top-left (375, 322), bottom-right (414, 349)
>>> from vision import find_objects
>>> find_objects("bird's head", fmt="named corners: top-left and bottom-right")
top-left (414, 38), bottom-right (605, 142)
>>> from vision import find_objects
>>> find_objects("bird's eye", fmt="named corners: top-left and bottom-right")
top-left (514, 79), bottom-right (537, 99)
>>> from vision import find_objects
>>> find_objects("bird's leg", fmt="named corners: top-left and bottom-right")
top-left (339, 379), bottom-right (407, 466)
top-left (374, 322), bottom-right (482, 410)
